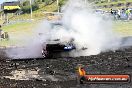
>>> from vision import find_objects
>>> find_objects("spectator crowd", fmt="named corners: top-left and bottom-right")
top-left (110, 8), bottom-right (132, 20)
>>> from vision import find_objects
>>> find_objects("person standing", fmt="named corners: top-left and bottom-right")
top-left (117, 9), bottom-right (121, 20)
top-left (0, 25), bottom-right (4, 40)
top-left (126, 8), bottom-right (131, 21)
top-left (110, 9), bottom-right (113, 15)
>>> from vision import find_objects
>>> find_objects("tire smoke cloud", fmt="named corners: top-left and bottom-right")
top-left (60, 0), bottom-right (121, 56)
top-left (6, 0), bottom-right (132, 59)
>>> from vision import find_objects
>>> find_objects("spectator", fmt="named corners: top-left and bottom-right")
top-left (5, 32), bottom-right (9, 40)
top-left (110, 9), bottom-right (114, 19)
top-left (125, 8), bottom-right (131, 21)
top-left (0, 25), bottom-right (9, 40)
top-left (117, 9), bottom-right (121, 20)
top-left (110, 9), bottom-right (113, 15)
top-left (0, 25), bottom-right (4, 40)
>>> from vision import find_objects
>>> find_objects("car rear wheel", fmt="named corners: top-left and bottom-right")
top-left (42, 49), bottom-right (48, 58)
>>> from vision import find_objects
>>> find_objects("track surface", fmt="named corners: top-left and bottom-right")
top-left (0, 46), bottom-right (132, 88)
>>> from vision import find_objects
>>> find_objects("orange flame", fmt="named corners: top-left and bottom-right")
top-left (78, 67), bottom-right (86, 76)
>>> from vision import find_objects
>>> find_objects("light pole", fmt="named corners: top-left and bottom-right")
top-left (126, 0), bottom-right (127, 8)
top-left (57, 0), bottom-right (59, 13)
top-left (85, 0), bottom-right (87, 4)
top-left (30, 0), bottom-right (33, 19)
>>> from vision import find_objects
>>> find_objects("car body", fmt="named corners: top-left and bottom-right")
top-left (41, 38), bottom-right (76, 58)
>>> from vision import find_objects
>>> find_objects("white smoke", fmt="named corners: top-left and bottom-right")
top-left (57, 0), bottom-right (121, 56)
top-left (6, 20), bottom-right (52, 59)
top-left (6, 0), bottom-right (124, 59)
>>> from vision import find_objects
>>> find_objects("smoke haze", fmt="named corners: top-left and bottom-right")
top-left (6, 0), bottom-right (129, 58)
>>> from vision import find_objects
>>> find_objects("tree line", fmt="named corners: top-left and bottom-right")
top-left (21, 0), bottom-right (66, 13)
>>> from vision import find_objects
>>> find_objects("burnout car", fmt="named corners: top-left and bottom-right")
top-left (41, 38), bottom-right (76, 58)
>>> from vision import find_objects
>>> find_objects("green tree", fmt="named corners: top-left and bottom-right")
top-left (22, 1), bottom-right (30, 6)
top-left (21, 1), bottom-right (39, 14)
top-left (59, 0), bottom-right (67, 7)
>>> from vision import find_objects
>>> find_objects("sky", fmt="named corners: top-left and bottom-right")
top-left (0, 0), bottom-right (18, 4)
